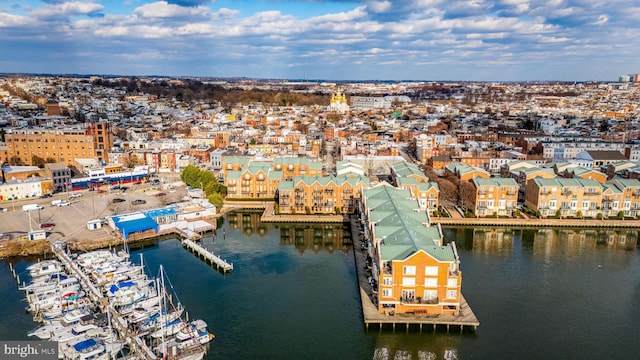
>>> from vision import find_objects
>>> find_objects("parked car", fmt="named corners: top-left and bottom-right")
top-left (39, 194), bottom-right (52, 199)
top-left (0, 207), bottom-right (7, 212)
top-left (98, 189), bottom-right (106, 194)
top-left (40, 223), bottom-right (55, 229)
top-left (155, 192), bottom-right (167, 197)
top-left (111, 185), bottom-right (120, 190)
top-left (112, 198), bottom-right (126, 203)
top-left (56, 201), bottom-right (70, 207)
top-left (120, 186), bottom-right (129, 191)
top-left (132, 199), bottom-right (146, 205)
top-left (69, 193), bottom-right (82, 198)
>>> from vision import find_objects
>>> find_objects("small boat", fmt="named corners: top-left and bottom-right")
top-left (175, 319), bottom-right (214, 345)
top-left (27, 260), bottom-right (62, 279)
top-left (27, 321), bottom-right (65, 340)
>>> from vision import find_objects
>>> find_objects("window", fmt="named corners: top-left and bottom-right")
top-left (446, 290), bottom-right (458, 299)
top-left (383, 277), bottom-right (392, 286)
top-left (424, 278), bottom-right (437, 287)
top-left (425, 266), bottom-right (438, 276)
top-left (402, 277), bottom-right (415, 286)
top-left (382, 288), bottom-right (392, 298)
top-left (424, 290), bottom-right (437, 300)
top-left (447, 278), bottom-right (458, 287)
top-left (403, 266), bottom-right (416, 275)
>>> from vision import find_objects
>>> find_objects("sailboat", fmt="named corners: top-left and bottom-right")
top-left (152, 265), bottom-right (213, 360)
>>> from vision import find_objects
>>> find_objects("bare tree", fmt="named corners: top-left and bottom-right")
top-left (459, 181), bottom-right (476, 211)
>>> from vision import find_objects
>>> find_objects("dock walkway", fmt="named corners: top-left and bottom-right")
top-left (348, 215), bottom-right (480, 332)
top-left (182, 239), bottom-right (233, 273)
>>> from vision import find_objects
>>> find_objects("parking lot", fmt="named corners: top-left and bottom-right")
top-left (0, 184), bottom-right (187, 246)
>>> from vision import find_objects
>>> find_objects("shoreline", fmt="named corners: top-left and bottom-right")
top-left (3, 203), bottom-right (639, 258)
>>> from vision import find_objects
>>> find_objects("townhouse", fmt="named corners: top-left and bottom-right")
top-left (277, 175), bottom-right (369, 215)
top-left (525, 177), bottom-right (604, 218)
top-left (390, 162), bottom-right (440, 213)
top-left (470, 177), bottom-right (519, 217)
top-left (224, 157), bottom-right (324, 200)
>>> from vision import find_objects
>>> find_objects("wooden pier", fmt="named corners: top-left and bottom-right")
top-left (182, 239), bottom-right (233, 273)
top-left (349, 215), bottom-right (480, 333)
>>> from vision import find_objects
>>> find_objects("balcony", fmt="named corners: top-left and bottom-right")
top-left (584, 191), bottom-right (601, 196)
top-left (401, 296), bottom-right (439, 305)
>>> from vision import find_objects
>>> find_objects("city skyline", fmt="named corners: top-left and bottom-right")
top-left (0, 0), bottom-right (638, 81)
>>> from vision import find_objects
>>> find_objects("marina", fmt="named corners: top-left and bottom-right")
top-left (12, 245), bottom-right (214, 360)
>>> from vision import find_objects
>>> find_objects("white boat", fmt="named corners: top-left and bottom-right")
top-left (27, 321), bottom-right (65, 340)
top-left (141, 307), bottom-right (185, 333)
top-left (61, 308), bottom-right (93, 326)
top-left (24, 277), bottom-right (79, 295)
top-left (76, 250), bottom-right (126, 268)
top-left (108, 280), bottom-right (153, 307)
top-left (127, 306), bottom-right (160, 324)
top-left (120, 295), bottom-right (161, 315)
top-left (20, 273), bottom-right (68, 291)
top-left (175, 319), bottom-right (214, 345)
top-left (27, 260), bottom-right (62, 278)
top-left (50, 323), bottom-right (105, 343)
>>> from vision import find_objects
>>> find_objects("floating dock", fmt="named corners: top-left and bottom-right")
top-left (182, 239), bottom-right (233, 273)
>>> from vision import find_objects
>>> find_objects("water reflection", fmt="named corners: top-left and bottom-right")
top-left (224, 211), bottom-right (351, 254)
top-left (447, 227), bottom-right (638, 254)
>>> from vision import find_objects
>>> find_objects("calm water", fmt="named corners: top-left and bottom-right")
top-left (2, 213), bottom-right (640, 359)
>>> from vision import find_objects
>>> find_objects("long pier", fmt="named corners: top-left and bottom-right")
top-left (52, 247), bottom-right (157, 360)
top-left (182, 239), bottom-right (233, 273)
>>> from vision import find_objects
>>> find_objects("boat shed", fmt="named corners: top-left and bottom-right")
top-left (110, 213), bottom-right (159, 239)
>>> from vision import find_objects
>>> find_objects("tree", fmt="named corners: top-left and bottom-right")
top-left (32, 155), bottom-right (45, 168)
top-left (436, 179), bottom-right (457, 206)
top-left (458, 181), bottom-right (476, 210)
top-left (207, 192), bottom-right (224, 209)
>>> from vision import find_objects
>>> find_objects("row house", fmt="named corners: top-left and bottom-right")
top-left (0, 177), bottom-right (53, 201)
top-left (361, 184), bottom-right (462, 316)
top-left (391, 162), bottom-right (440, 213)
top-left (471, 177), bottom-right (519, 217)
top-left (525, 177), bottom-right (605, 218)
top-left (225, 162), bottom-right (280, 199)
top-left (602, 178), bottom-right (640, 218)
top-left (277, 175), bottom-right (369, 215)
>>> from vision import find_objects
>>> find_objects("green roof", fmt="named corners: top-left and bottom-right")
top-left (362, 183), bottom-right (448, 262)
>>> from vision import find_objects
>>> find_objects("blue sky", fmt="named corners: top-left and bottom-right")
top-left (0, 0), bottom-right (637, 81)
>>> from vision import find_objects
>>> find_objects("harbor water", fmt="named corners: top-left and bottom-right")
top-left (2, 212), bottom-right (640, 359)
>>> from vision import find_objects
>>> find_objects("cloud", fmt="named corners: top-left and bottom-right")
top-left (30, 2), bottom-right (104, 20)
top-left (133, 1), bottom-right (210, 19)
top-left (0, 0), bottom-right (637, 80)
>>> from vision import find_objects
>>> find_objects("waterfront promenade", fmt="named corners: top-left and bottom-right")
top-left (431, 217), bottom-right (640, 228)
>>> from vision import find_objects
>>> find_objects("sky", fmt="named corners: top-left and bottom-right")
top-left (0, 0), bottom-right (637, 81)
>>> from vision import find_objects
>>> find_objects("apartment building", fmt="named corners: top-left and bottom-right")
top-left (525, 177), bottom-right (604, 218)
top-left (361, 183), bottom-right (461, 316)
top-left (224, 158), bottom-right (324, 200)
top-left (4, 127), bottom-right (96, 166)
top-left (277, 175), bottom-right (369, 215)
top-left (471, 177), bottom-right (519, 217)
